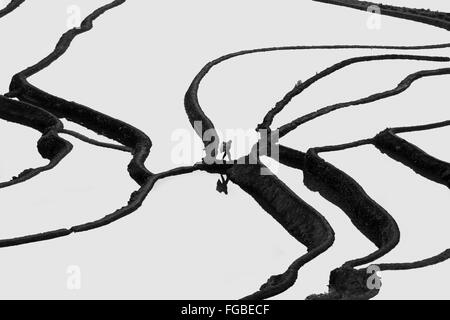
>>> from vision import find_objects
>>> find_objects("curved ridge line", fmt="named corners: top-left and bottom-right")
top-left (0, 95), bottom-right (72, 189)
top-left (0, 0), bottom-right (25, 19)
top-left (278, 66), bottom-right (450, 138)
top-left (185, 42), bottom-right (450, 159)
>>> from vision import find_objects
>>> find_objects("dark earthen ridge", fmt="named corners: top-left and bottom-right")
top-left (313, 0), bottom-right (450, 31)
top-left (277, 66), bottom-right (450, 138)
top-left (185, 51), bottom-right (440, 300)
top-left (0, 0), bottom-right (24, 19)
top-left (0, 1), bottom-right (157, 244)
top-left (259, 55), bottom-right (450, 133)
top-left (223, 158), bottom-right (335, 300)
top-left (186, 44), bottom-right (450, 154)
top-left (302, 120), bottom-right (450, 299)
top-left (0, 95), bottom-right (72, 188)
top-left (0, 1), bottom-right (233, 251)
top-left (374, 121), bottom-right (450, 189)
top-left (303, 148), bottom-right (400, 268)
top-left (7, 0), bottom-right (153, 186)
top-left (185, 46), bottom-right (450, 300)
top-left (0, 0), bottom-right (129, 183)
top-left (0, 162), bottom-right (211, 247)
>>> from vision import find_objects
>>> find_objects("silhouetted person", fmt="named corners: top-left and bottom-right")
top-left (216, 174), bottom-right (229, 195)
top-left (222, 140), bottom-right (232, 162)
